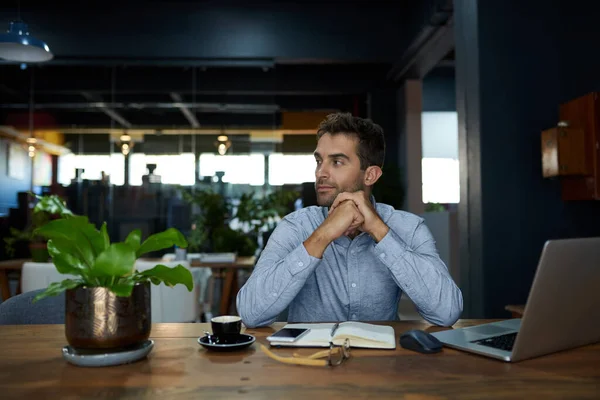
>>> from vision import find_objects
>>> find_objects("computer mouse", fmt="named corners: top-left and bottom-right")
top-left (399, 329), bottom-right (443, 354)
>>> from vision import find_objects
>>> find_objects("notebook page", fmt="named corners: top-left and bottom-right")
top-left (335, 322), bottom-right (396, 348)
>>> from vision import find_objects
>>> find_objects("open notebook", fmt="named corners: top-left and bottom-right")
top-left (268, 322), bottom-right (396, 349)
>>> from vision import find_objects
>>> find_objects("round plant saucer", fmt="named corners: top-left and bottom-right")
top-left (62, 339), bottom-right (154, 367)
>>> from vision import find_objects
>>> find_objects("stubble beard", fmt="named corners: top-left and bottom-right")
top-left (316, 181), bottom-right (366, 208)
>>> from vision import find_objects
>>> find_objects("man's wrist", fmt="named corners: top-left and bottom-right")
top-left (303, 225), bottom-right (334, 258)
top-left (368, 219), bottom-right (389, 243)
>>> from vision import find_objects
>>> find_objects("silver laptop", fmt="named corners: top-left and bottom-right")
top-left (431, 237), bottom-right (600, 362)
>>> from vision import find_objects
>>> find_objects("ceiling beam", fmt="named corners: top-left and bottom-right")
top-left (0, 64), bottom-right (392, 96)
top-left (80, 92), bottom-right (132, 128)
top-left (387, 1), bottom-right (454, 82)
top-left (1, 101), bottom-right (281, 114)
top-left (169, 92), bottom-right (200, 128)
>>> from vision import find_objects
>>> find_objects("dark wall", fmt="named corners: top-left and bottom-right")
top-left (422, 66), bottom-right (456, 112)
top-left (458, 0), bottom-right (600, 317)
top-left (0, 139), bottom-right (31, 215)
top-left (560, 2), bottom-right (600, 101)
top-left (0, 2), bottom-right (411, 62)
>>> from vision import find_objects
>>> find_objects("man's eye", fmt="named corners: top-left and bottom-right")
top-left (334, 160), bottom-right (343, 165)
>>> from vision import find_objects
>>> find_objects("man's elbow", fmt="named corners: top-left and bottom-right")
top-left (239, 312), bottom-right (272, 329)
top-left (236, 296), bottom-right (272, 328)
top-left (426, 289), bottom-right (463, 327)
top-left (438, 289), bottom-right (464, 327)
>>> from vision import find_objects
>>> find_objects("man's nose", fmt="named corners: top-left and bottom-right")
top-left (316, 163), bottom-right (329, 179)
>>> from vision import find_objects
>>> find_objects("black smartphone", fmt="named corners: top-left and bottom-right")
top-left (266, 328), bottom-right (311, 343)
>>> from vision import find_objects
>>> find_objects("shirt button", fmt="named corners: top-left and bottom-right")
top-left (352, 314), bottom-right (357, 319)
top-left (379, 253), bottom-right (386, 259)
top-left (271, 292), bottom-right (278, 297)
top-left (351, 283), bottom-right (357, 288)
top-left (351, 250), bottom-right (356, 255)
top-left (298, 261), bottom-right (304, 267)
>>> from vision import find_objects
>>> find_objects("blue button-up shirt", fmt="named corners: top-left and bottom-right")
top-left (237, 200), bottom-right (463, 328)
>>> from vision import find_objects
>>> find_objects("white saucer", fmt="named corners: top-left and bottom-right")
top-left (62, 339), bottom-right (154, 367)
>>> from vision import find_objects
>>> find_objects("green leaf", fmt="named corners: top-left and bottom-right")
top-left (80, 223), bottom-right (108, 258)
top-left (125, 229), bottom-right (141, 252)
top-left (91, 243), bottom-right (136, 278)
top-left (47, 238), bottom-right (88, 276)
top-left (100, 222), bottom-right (110, 251)
top-left (136, 228), bottom-right (187, 258)
top-left (32, 279), bottom-right (83, 303)
top-left (34, 194), bottom-right (73, 217)
top-left (110, 277), bottom-right (137, 297)
top-left (35, 217), bottom-right (96, 268)
top-left (138, 264), bottom-right (194, 291)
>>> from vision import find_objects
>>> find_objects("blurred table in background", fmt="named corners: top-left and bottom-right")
top-left (190, 256), bottom-right (255, 316)
top-left (0, 258), bottom-right (26, 301)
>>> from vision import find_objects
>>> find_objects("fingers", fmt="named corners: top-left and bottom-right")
top-left (343, 205), bottom-right (365, 236)
top-left (328, 199), bottom-right (363, 237)
top-left (330, 191), bottom-right (366, 213)
top-left (330, 193), bottom-right (354, 213)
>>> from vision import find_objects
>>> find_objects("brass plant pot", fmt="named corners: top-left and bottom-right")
top-left (65, 283), bottom-right (151, 349)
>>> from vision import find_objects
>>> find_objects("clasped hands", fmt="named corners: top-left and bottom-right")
top-left (323, 191), bottom-right (389, 243)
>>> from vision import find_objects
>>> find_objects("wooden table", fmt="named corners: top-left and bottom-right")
top-left (505, 304), bottom-right (526, 318)
top-left (0, 320), bottom-right (598, 399)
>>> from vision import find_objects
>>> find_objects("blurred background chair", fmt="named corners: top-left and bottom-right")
top-left (163, 252), bottom-right (214, 321)
top-left (21, 262), bottom-right (77, 293)
top-left (0, 289), bottom-right (64, 325)
top-left (134, 259), bottom-right (198, 323)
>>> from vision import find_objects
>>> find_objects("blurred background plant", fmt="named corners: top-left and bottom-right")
top-left (3, 194), bottom-right (72, 262)
top-left (180, 188), bottom-right (299, 257)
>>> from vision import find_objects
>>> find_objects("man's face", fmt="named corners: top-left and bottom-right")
top-left (313, 133), bottom-right (365, 207)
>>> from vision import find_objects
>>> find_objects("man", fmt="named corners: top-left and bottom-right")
top-left (237, 112), bottom-right (463, 328)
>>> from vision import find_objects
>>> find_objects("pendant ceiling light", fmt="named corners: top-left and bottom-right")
top-left (0, 20), bottom-right (53, 63)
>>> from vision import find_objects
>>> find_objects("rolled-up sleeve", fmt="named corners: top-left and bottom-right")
top-left (236, 218), bottom-right (322, 328)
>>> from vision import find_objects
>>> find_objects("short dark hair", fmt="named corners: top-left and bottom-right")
top-left (316, 112), bottom-right (385, 170)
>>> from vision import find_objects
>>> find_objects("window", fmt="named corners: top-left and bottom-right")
top-left (58, 154), bottom-right (125, 186)
top-left (422, 158), bottom-right (460, 204)
top-left (268, 154), bottom-right (315, 185)
top-left (129, 153), bottom-right (195, 186)
top-left (421, 112), bottom-right (459, 204)
top-left (199, 154), bottom-right (265, 186)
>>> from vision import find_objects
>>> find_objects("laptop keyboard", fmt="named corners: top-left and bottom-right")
top-left (472, 332), bottom-right (517, 352)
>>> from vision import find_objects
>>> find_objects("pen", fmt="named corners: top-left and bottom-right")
top-left (330, 322), bottom-right (340, 339)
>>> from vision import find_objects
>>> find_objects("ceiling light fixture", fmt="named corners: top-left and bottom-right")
top-left (26, 136), bottom-right (37, 158)
top-left (215, 130), bottom-right (231, 155)
top-left (118, 131), bottom-right (134, 156)
top-left (0, 21), bottom-right (53, 63)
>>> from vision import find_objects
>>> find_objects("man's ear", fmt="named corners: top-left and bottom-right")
top-left (363, 166), bottom-right (383, 187)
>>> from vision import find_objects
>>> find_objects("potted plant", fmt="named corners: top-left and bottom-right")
top-left (3, 195), bottom-right (60, 262)
top-left (31, 195), bottom-right (193, 350)
top-left (235, 189), bottom-right (298, 252)
top-left (180, 188), bottom-right (298, 257)
top-left (181, 189), bottom-right (229, 253)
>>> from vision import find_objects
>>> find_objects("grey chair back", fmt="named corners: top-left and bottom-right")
top-left (0, 289), bottom-right (65, 325)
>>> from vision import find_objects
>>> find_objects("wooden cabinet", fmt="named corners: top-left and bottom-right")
top-left (541, 126), bottom-right (588, 178)
top-left (541, 93), bottom-right (600, 200)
